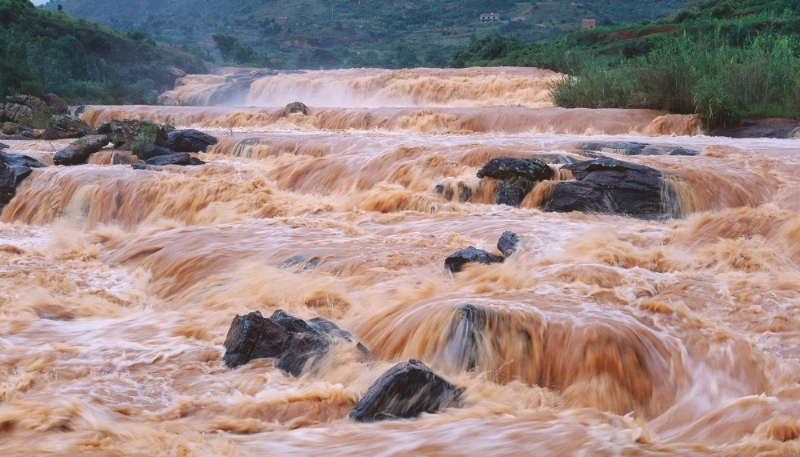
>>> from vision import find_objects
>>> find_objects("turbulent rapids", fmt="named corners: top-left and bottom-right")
top-left (2, 67), bottom-right (800, 455)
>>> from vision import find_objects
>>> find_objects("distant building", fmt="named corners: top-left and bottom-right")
top-left (275, 17), bottom-right (289, 24)
top-left (582, 18), bottom-right (596, 28)
top-left (480, 12), bottom-right (500, 22)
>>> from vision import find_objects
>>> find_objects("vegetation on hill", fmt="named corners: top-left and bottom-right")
top-left (0, 0), bottom-right (206, 104)
top-left (450, 0), bottom-right (800, 127)
top-left (42, 0), bottom-right (689, 70)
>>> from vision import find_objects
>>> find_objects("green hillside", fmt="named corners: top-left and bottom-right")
top-left (42, 0), bottom-right (689, 69)
top-left (450, 0), bottom-right (800, 127)
top-left (0, 0), bottom-right (206, 104)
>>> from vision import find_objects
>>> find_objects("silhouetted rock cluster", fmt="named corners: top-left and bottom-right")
top-left (445, 231), bottom-right (519, 273)
top-left (349, 359), bottom-right (463, 422)
top-left (0, 151), bottom-right (47, 212)
top-left (283, 101), bottom-right (308, 117)
top-left (0, 94), bottom-right (73, 139)
top-left (42, 115), bottom-right (95, 140)
top-left (544, 157), bottom-right (670, 217)
top-left (223, 309), bottom-right (368, 376)
top-left (97, 119), bottom-right (169, 150)
top-left (166, 129), bottom-right (218, 153)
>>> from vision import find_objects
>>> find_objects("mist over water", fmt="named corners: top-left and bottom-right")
top-left (3, 67), bottom-right (800, 455)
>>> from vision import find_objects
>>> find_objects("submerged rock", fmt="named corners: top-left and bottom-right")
top-left (349, 359), bottom-right (463, 422)
top-left (42, 115), bottom-right (95, 140)
top-left (544, 157), bottom-right (668, 217)
top-left (1, 122), bottom-right (35, 137)
top-left (576, 142), bottom-right (699, 157)
top-left (277, 254), bottom-right (322, 271)
top-left (496, 231), bottom-right (519, 258)
top-left (476, 157), bottom-right (552, 206)
top-left (53, 135), bottom-right (110, 166)
top-left (144, 152), bottom-right (204, 166)
top-left (444, 246), bottom-right (504, 273)
top-left (166, 129), bottom-right (218, 153)
top-left (284, 101), bottom-right (308, 116)
top-left (222, 309), bottom-right (368, 376)
top-left (0, 151), bottom-right (47, 212)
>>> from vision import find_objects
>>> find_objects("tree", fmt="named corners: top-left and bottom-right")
top-left (212, 33), bottom-right (238, 62)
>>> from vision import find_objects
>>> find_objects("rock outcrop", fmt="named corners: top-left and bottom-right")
top-left (144, 152), bottom-right (204, 166)
top-left (97, 119), bottom-right (168, 150)
top-left (223, 309), bottom-right (368, 376)
top-left (137, 143), bottom-right (175, 161)
top-left (1, 151), bottom-right (47, 212)
top-left (166, 129), bottom-right (218, 153)
top-left (43, 93), bottom-right (69, 115)
top-left (349, 359), bottom-right (463, 422)
top-left (476, 157), bottom-right (553, 206)
top-left (445, 246), bottom-right (504, 273)
top-left (53, 135), bottom-right (110, 166)
top-left (544, 157), bottom-right (669, 217)
top-left (496, 231), bottom-right (519, 258)
top-left (284, 102), bottom-right (308, 116)
top-left (42, 115), bottom-right (95, 140)
top-left (575, 142), bottom-right (699, 157)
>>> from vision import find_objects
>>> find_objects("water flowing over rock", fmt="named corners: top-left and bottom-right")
top-left (165, 129), bottom-right (218, 153)
top-left (0, 151), bottom-right (47, 212)
top-left (42, 115), bottom-right (95, 140)
top-left (445, 246), bottom-right (504, 273)
top-left (223, 309), bottom-right (367, 376)
top-left (349, 359), bottom-right (463, 422)
top-left (277, 254), bottom-right (322, 271)
top-left (544, 157), bottom-right (670, 217)
top-left (53, 135), bottom-right (110, 166)
top-left (575, 141), bottom-right (699, 156)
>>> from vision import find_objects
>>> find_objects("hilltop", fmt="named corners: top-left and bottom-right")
top-left (42, 0), bottom-right (689, 69)
top-left (449, 0), bottom-right (800, 127)
top-left (0, 0), bottom-right (206, 104)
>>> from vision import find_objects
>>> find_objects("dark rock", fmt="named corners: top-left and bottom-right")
top-left (2, 122), bottom-right (35, 137)
top-left (42, 115), bottom-right (95, 140)
top-left (284, 102), bottom-right (308, 116)
top-left (7, 94), bottom-right (46, 112)
top-left (544, 157), bottom-right (667, 217)
top-left (96, 119), bottom-right (168, 149)
top-left (497, 231), bottom-right (519, 258)
top-left (277, 254), bottom-right (322, 271)
top-left (308, 316), bottom-right (370, 355)
top-left (270, 309), bottom-right (313, 333)
top-left (576, 142), bottom-right (699, 157)
top-left (53, 135), bottom-right (110, 166)
top-left (43, 93), bottom-right (68, 115)
top-left (277, 331), bottom-right (331, 376)
top-left (144, 152), bottom-right (198, 166)
top-left (71, 106), bottom-right (86, 117)
top-left (477, 157), bottom-right (552, 207)
top-left (131, 163), bottom-right (163, 171)
top-left (136, 143), bottom-right (175, 161)
top-left (222, 311), bottom-right (290, 368)
top-left (710, 118), bottom-right (800, 139)
top-left (166, 129), bottom-right (218, 153)
top-left (1, 151), bottom-right (47, 212)
top-left (349, 359), bottom-right (462, 422)
top-left (445, 246), bottom-right (504, 273)
top-left (0, 142), bottom-right (6, 150)
top-left (476, 157), bottom-right (552, 181)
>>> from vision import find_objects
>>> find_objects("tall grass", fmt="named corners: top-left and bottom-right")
top-left (551, 32), bottom-right (800, 127)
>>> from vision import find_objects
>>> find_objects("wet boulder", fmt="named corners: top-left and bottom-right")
top-left (544, 157), bottom-right (668, 217)
top-left (576, 142), bottom-right (699, 157)
top-left (7, 94), bottom-right (47, 112)
top-left (97, 119), bottom-right (168, 149)
top-left (53, 135), bottom-right (110, 166)
top-left (1, 151), bottom-right (47, 212)
top-left (136, 143), bottom-right (175, 161)
top-left (3, 103), bottom-right (34, 127)
top-left (144, 152), bottom-right (204, 166)
top-left (277, 254), bottom-right (322, 271)
top-left (166, 129), bottom-right (218, 153)
top-left (445, 246), bottom-right (504, 273)
top-left (222, 311), bottom-right (290, 368)
top-left (222, 309), bottom-right (368, 376)
top-left (42, 115), bottom-right (95, 140)
top-left (476, 157), bottom-right (552, 206)
top-left (497, 231), bottom-right (519, 258)
top-left (349, 359), bottom-right (463, 422)
top-left (284, 101), bottom-right (308, 116)
top-left (2, 122), bottom-right (35, 137)
top-left (43, 93), bottom-right (69, 115)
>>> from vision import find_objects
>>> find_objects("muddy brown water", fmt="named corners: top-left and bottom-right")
top-left (2, 68), bottom-right (800, 456)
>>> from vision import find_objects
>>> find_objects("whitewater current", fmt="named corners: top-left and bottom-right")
top-left (2, 67), bottom-right (800, 456)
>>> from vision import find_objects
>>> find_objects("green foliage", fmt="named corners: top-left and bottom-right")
top-left (212, 33), bottom-right (238, 62)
